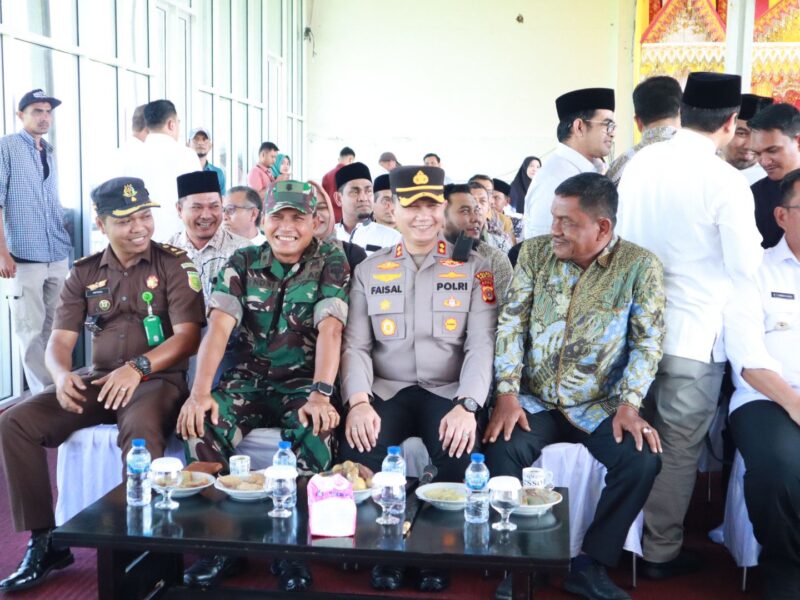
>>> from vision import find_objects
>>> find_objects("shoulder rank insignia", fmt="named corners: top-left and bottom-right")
top-left (438, 271), bottom-right (466, 279)
top-left (86, 279), bottom-right (108, 291)
top-left (437, 241), bottom-right (447, 255)
top-left (439, 259), bottom-right (464, 267)
top-left (377, 261), bottom-right (400, 270)
top-left (475, 271), bottom-right (496, 304)
top-left (394, 244), bottom-right (403, 258)
top-left (158, 242), bottom-right (188, 257)
top-left (73, 250), bottom-right (103, 266)
top-left (373, 273), bottom-right (402, 283)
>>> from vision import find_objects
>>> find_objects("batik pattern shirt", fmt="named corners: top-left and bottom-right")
top-left (607, 125), bottom-right (677, 186)
top-left (495, 235), bottom-right (665, 432)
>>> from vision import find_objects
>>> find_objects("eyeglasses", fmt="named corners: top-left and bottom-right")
top-left (222, 205), bottom-right (254, 216)
top-left (583, 119), bottom-right (617, 134)
top-left (782, 205), bottom-right (800, 210)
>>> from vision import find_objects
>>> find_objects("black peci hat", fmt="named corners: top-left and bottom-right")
top-left (373, 174), bottom-right (391, 193)
top-left (556, 88), bottom-right (615, 121)
top-left (335, 162), bottom-right (372, 190)
top-left (492, 178), bottom-right (511, 196)
top-left (177, 171), bottom-right (221, 198)
top-left (738, 94), bottom-right (773, 121)
top-left (682, 72), bottom-right (742, 109)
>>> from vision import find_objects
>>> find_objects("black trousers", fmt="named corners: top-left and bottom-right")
top-left (730, 401), bottom-right (800, 582)
top-left (483, 409), bottom-right (661, 567)
top-left (337, 385), bottom-right (482, 482)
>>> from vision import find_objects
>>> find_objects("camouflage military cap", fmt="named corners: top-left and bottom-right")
top-left (265, 180), bottom-right (316, 215)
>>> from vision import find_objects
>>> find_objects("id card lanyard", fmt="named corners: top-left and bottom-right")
top-left (141, 291), bottom-right (164, 346)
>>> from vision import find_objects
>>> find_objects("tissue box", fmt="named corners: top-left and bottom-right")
top-left (308, 473), bottom-right (357, 538)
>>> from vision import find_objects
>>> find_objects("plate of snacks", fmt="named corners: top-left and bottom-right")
top-left (328, 461), bottom-right (374, 504)
top-left (154, 471), bottom-right (215, 499)
top-left (416, 482), bottom-right (468, 511)
top-left (514, 487), bottom-right (562, 516)
top-left (214, 471), bottom-right (269, 502)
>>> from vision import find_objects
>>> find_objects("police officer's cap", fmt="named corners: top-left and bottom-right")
top-left (266, 180), bottom-right (316, 215)
top-left (92, 177), bottom-right (160, 218)
top-left (390, 166), bottom-right (445, 207)
top-left (682, 72), bottom-right (741, 109)
top-left (556, 88), bottom-right (615, 121)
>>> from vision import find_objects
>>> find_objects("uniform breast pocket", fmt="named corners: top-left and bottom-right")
top-left (87, 292), bottom-right (114, 317)
top-left (283, 281), bottom-right (319, 333)
top-left (432, 291), bottom-right (470, 338)
top-left (367, 294), bottom-right (406, 341)
top-left (764, 308), bottom-right (800, 334)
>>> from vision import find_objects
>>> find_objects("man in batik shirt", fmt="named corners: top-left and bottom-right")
top-left (484, 173), bottom-right (665, 600)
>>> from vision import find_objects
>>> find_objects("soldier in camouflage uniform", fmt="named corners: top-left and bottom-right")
top-left (178, 180), bottom-right (349, 590)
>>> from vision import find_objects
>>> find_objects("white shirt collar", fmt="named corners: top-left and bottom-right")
top-left (144, 132), bottom-right (177, 146)
top-left (554, 143), bottom-right (596, 172)
top-left (767, 235), bottom-right (800, 267)
top-left (673, 128), bottom-right (718, 154)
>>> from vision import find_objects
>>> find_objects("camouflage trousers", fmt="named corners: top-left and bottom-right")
top-left (183, 371), bottom-right (334, 474)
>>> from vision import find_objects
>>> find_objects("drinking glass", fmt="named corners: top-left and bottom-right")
top-left (488, 476), bottom-right (521, 532)
top-left (371, 471), bottom-right (406, 525)
top-left (266, 465), bottom-right (298, 518)
top-left (151, 457), bottom-right (183, 510)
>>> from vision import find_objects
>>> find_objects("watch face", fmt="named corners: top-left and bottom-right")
top-left (313, 382), bottom-right (334, 396)
top-left (466, 398), bottom-right (479, 412)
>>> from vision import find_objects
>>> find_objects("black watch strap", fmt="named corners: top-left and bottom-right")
top-left (310, 381), bottom-right (335, 397)
top-left (131, 355), bottom-right (152, 376)
top-left (454, 396), bottom-right (479, 413)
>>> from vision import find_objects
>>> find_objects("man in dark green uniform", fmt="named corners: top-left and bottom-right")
top-left (177, 180), bottom-right (350, 591)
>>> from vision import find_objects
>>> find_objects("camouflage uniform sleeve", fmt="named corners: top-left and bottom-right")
top-left (207, 250), bottom-right (248, 326)
top-left (455, 254), bottom-right (498, 406)
top-left (494, 240), bottom-right (538, 396)
top-left (313, 243), bottom-right (350, 327)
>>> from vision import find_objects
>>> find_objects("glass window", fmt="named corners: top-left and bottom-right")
top-left (197, 0), bottom-right (213, 86)
top-left (248, 106), bottom-right (263, 173)
top-left (232, 102), bottom-right (247, 187)
top-left (247, 0), bottom-right (263, 102)
top-left (267, 0), bottom-right (282, 57)
top-left (152, 6), bottom-right (167, 99)
top-left (196, 91), bottom-right (214, 137)
top-left (232, 0), bottom-right (247, 97)
top-left (119, 71), bottom-right (150, 143)
top-left (214, 0), bottom-right (232, 93)
top-left (3, 0), bottom-right (78, 46)
top-left (267, 59), bottom-right (280, 140)
top-left (118, 0), bottom-right (149, 67)
top-left (174, 14), bottom-right (190, 125)
top-left (78, 0), bottom-right (117, 58)
top-left (292, 119), bottom-right (303, 180)
top-left (216, 97), bottom-right (232, 186)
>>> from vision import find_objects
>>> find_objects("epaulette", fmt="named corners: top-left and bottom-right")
top-left (156, 242), bottom-right (188, 258)
top-left (73, 250), bottom-right (103, 266)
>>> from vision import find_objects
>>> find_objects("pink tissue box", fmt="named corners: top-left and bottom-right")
top-left (307, 473), bottom-right (357, 538)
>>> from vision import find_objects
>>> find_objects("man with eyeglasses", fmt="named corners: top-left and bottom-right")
top-left (524, 87), bottom-right (616, 238)
top-left (333, 162), bottom-right (401, 255)
top-left (165, 172), bottom-right (250, 304)
top-left (617, 72), bottom-right (763, 580)
top-left (371, 174), bottom-right (397, 229)
top-left (223, 185), bottom-right (266, 246)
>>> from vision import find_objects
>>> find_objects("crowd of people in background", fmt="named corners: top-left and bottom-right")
top-left (0, 70), bottom-right (799, 600)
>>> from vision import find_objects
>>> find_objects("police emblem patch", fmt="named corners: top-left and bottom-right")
top-left (475, 271), bottom-right (496, 304)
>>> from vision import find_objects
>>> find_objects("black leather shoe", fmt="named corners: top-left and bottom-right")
top-left (370, 565), bottom-right (405, 590)
top-left (563, 561), bottom-right (630, 600)
top-left (183, 555), bottom-right (246, 588)
top-left (271, 559), bottom-right (312, 592)
top-left (0, 531), bottom-right (74, 592)
top-left (639, 550), bottom-right (702, 580)
top-left (418, 568), bottom-right (450, 592)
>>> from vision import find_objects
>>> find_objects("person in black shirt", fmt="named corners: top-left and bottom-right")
top-left (749, 103), bottom-right (800, 249)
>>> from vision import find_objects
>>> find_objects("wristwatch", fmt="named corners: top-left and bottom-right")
top-left (454, 396), bottom-right (480, 413)
top-left (309, 381), bottom-right (335, 397)
top-left (127, 355), bottom-right (152, 377)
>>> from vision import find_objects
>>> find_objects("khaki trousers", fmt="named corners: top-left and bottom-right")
top-left (8, 260), bottom-right (68, 394)
top-left (0, 373), bottom-right (185, 531)
top-left (641, 354), bottom-right (724, 562)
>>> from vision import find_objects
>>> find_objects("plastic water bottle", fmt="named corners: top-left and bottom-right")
top-left (381, 446), bottom-right (406, 477)
top-left (273, 441), bottom-right (297, 508)
top-left (126, 439), bottom-right (151, 506)
top-left (464, 453), bottom-right (490, 523)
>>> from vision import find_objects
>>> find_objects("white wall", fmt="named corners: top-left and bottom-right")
top-left (304, 0), bottom-right (636, 183)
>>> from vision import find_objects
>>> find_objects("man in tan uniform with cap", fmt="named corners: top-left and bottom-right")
top-left (340, 165), bottom-right (497, 593)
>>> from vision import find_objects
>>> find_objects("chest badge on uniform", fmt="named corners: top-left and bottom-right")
top-left (86, 279), bottom-right (108, 291)
top-left (373, 273), bottom-right (402, 283)
top-left (444, 317), bottom-right (458, 331)
top-left (439, 259), bottom-right (464, 267)
top-left (395, 244), bottom-right (403, 258)
top-left (444, 295), bottom-right (462, 308)
top-left (475, 271), bottom-right (496, 304)
top-left (187, 271), bottom-right (202, 293)
top-left (98, 299), bottom-right (112, 312)
top-left (180, 262), bottom-right (195, 270)
top-left (380, 318), bottom-right (397, 336)
top-left (146, 275), bottom-right (159, 289)
top-left (377, 261), bottom-right (400, 270)
top-left (380, 299), bottom-right (391, 311)
top-left (439, 271), bottom-right (466, 279)
top-left (437, 241), bottom-right (447, 255)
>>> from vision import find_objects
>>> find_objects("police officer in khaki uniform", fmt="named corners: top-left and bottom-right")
top-left (339, 165), bottom-right (497, 592)
top-left (0, 177), bottom-right (205, 593)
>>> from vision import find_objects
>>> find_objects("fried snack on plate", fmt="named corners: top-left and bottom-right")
top-left (184, 461), bottom-right (223, 475)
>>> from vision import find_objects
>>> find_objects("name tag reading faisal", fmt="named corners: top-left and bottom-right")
top-left (141, 291), bottom-right (164, 346)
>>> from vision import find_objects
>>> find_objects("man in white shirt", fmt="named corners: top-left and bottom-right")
top-left (523, 87), bottom-right (615, 238)
top-left (722, 94), bottom-right (773, 185)
top-left (125, 100), bottom-right (201, 242)
top-left (723, 169), bottom-right (800, 599)
top-left (617, 72), bottom-right (764, 578)
top-left (333, 162), bottom-right (400, 254)
top-left (223, 186), bottom-right (265, 246)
